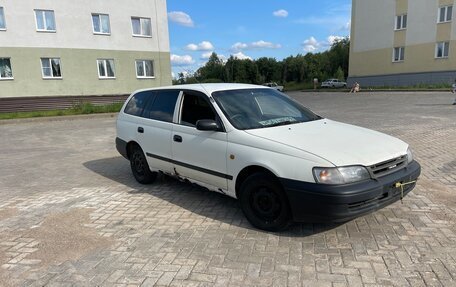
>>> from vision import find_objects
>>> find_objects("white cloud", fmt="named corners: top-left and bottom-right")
top-left (232, 42), bottom-right (248, 51)
top-left (251, 40), bottom-right (281, 49)
top-left (303, 36), bottom-right (321, 52)
top-left (170, 54), bottom-right (195, 66)
top-left (201, 51), bottom-right (213, 59)
top-left (168, 11), bottom-right (194, 27)
top-left (185, 41), bottom-right (214, 51)
top-left (273, 9), bottom-right (288, 18)
top-left (219, 54), bottom-right (227, 62)
top-left (231, 40), bottom-right (281, 51)
top-left (231, 52), bottom-right (252, 60)
top-left (327, 35), bottom-right (345, 45)
top-left (302, 35), bottom-right (346, 53)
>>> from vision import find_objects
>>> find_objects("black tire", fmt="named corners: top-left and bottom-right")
top-left (129, 145), bottom-right (157, 184)
top-left (239, 172), bottom-right (291, 231)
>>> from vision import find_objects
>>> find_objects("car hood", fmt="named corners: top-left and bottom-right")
top-left (244, 119), bottom-right (408, 166)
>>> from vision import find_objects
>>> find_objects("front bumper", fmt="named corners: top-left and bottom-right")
top-left (280, 160), bottom-right (421, 223)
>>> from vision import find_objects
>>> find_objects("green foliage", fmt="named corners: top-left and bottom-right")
top-left (175, 39), bottom-right (351, 87)
top-left (335, 66), bottom-right (345, 80)
top-left (0, 102), bottom-right (124, 120)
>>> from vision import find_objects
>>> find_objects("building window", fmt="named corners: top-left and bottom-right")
top-left (41, 58), bottom-right (61, 78)
top-left (0, 7), bottom-right (6, 30)
top-left (436, 42), bottom-right (450, 58)
top-left (393, 47), bottom-right (405, 62)
top-left (136, 60), bottom-right (154, 78)
top-left (438, 6), bottom-right (453, 23)
top-left (97, 59), bottom-right (115, 79)
top-left (92, 13), bottom-right (110, 34)
top-left (395, 14), bottom-right (407, 30)
top-left (0, 58), bottom-right (13, 79)
top-left (131, 17), bottom-right (151, 37)
top-left (35, 10), bottom-right (56, 32)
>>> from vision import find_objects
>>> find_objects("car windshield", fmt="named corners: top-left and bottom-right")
top-left (212, 88), bottom-right (321, 130)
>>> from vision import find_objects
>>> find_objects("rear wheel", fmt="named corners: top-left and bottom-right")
top-left (239, 172), bottom-right (291, 231)
top-left (130, 145), bottom-right (157, 184)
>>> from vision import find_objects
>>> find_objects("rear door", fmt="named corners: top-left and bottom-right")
top-left (135, 90), bottom-right (180, 173)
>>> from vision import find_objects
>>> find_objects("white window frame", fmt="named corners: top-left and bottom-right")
top-left (435, 42), bottom-right (450, 58)
top-left (395, 14), bottom-right (407, 30)
top-left (135, 60), bottom-right (155, 78)
top-left (0, 7), bottom-right (6, 30)
top-left (393, 47), bottom-right (405, 62)
top-left (34, 9), bottom-right (56, 32)
top-left (438, 5), bottom-right (453, 23)
top-left (40, 58), bottom-right (62, 79)
top-left (0, 57), bottom-right (13, 80)
top-left (97, 59), bottom-right (116, 79)
top-left (92, 13), bottom-right (111, 35)
top-left (131, 17), bottom-right (152, 37)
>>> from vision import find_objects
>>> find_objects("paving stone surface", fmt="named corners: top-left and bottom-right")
top-left (0, 91), bottom-right (455, 286)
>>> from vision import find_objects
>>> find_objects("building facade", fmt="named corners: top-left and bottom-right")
top-left (0, 0), bottom-right (171, 98)
top-left (349, 0), bottom-right (456, 87)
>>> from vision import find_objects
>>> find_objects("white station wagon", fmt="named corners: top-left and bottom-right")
top-left (116, 84), bottom-right (421, 231)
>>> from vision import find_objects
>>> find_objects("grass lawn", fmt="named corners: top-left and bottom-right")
top-left (0, 102), bottom-right (123, 120)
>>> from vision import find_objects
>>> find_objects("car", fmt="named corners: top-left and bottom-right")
top-left (116, 83), bottom-right (421, 231)
top-left (263, 82), bottom-right (284, 91)
top-left (321, 78), bottom-right (347, 88)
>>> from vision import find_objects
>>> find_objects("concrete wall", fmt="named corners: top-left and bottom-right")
top-left (349, 0), bottom-right (456, 86)
top-left (0, 0), bottom-right (171, 97)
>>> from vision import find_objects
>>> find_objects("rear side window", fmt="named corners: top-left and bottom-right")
top-left (124, 91), bottom-right (156, 117)
top-left (144, 90), bottom-right (180, 122)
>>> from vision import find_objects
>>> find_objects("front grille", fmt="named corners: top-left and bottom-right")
top-left (368, 155), bottom-right (407, 178)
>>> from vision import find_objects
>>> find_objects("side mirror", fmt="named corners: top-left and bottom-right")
top-left (196, 119), bottom-right (221, 131)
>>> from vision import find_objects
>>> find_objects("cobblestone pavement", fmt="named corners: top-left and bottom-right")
top-left (0, 91), bottom-right (455, 287)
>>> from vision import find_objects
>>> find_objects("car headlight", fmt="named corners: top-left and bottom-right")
top-left (313, 166), bottom-right (371, 184)
top-left (406, 147), bottom-right (413, 164)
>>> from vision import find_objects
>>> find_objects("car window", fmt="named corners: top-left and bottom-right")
top-left (213, 88), bottom-right (320, 130)
top-left (180, 92), bottom-right (216, 127)
top-left (144, 90), bottom-right (180, 122)
top-left (124, 91), bottom-right (155, 117)
top-left (255, 95), bottom-right (301, 117)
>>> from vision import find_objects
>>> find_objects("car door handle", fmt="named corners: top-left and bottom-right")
top-left (137, 127), bottom-right (144, 133)
top-left (173, 135), bottom-right (182, 143)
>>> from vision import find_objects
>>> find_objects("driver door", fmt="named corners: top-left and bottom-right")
top-left (171, 91), bottom-right (229, 190)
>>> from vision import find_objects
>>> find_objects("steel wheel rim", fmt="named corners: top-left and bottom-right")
top-left (250, 187), bottom-right (282, 222)
top-left (132, 153), bottom-right (144, 175)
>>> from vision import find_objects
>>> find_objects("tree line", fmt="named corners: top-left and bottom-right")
top-left (174, 38), bottom-right (349, 88)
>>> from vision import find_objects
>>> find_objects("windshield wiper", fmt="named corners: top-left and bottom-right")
top-left (265, 120), bottom-right (296, 128)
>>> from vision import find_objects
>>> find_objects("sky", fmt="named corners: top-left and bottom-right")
top-left (166, 0), bottom-right (352, 77)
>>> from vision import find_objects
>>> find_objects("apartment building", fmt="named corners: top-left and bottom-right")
top-left (349, 0), bottom-right (456, 86)
top-left (0, 0), bottom-right (172, 98)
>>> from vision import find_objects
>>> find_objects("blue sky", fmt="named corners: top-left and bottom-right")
top-left (167, 0), bottom-right (351, 76)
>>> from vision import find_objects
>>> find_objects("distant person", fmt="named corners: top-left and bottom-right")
top-left (350, 82), bottom-right (360, 93)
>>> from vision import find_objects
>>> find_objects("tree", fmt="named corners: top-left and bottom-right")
top-left (173, 39), bottom-right (350, 87)
top-left (197, 52), bottom-right (224, 82)
top-left (327, 38), bottom-right (350, 79)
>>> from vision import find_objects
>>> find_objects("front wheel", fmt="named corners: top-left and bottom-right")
top-left (239, 173), bottom-right (291, 231)
top-left (130, 145), bottom-right (157, 184)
